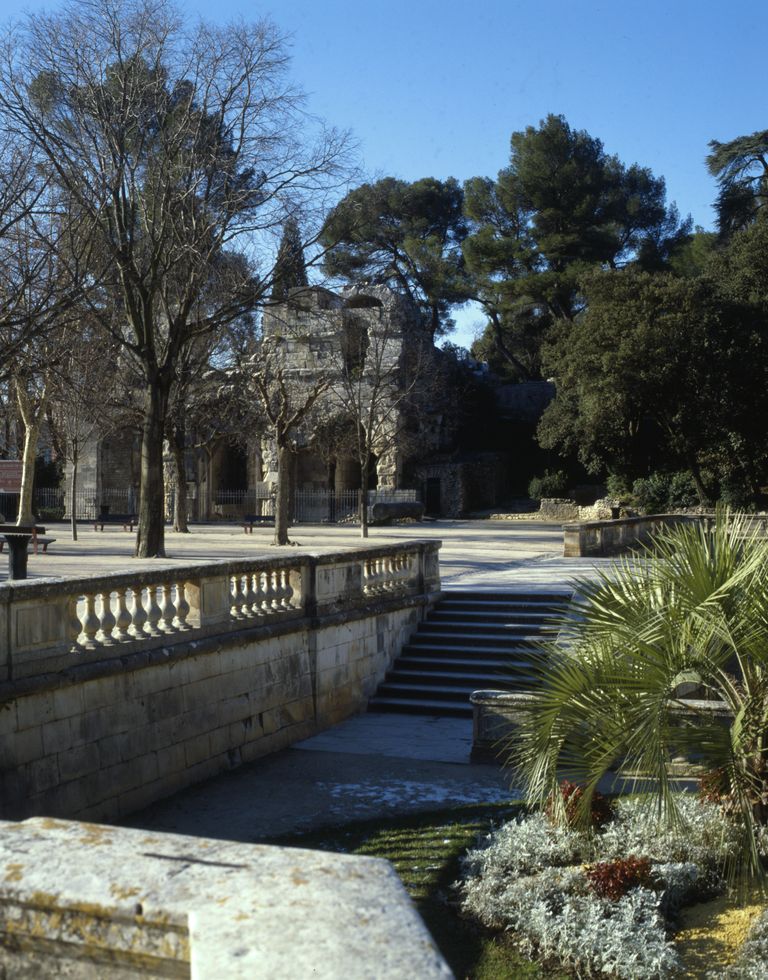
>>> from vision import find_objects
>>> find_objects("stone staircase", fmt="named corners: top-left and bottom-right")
top-left (368, 590), bottom-right (571, 718)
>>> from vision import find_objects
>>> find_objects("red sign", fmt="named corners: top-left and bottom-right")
top-left (0, 461), bottom-right (22, 492)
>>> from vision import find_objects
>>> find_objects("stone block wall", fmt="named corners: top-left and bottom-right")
top-left (0, 542), bottom-right (439, 823)
top-left (0, 603), bottom-right (422, 824)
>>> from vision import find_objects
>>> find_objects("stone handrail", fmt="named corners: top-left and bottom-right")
top-left (562, 514), bottom-right (699, 557)
top-left (0, 540), bottom-right (440, 682)
top-left (563, 512), bottom-right (768, 557)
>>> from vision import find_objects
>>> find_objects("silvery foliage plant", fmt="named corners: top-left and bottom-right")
top-left (458, 795), bottom-right (740, 978)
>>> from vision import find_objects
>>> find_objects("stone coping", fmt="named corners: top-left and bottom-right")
top-left (0, 817), bottom-right (452, 978)
top-left (0, 539), bottom-right (442, 600)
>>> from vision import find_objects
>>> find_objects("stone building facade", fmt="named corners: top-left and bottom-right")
top-left (62, 285), bottom-right (533, 519)
top-left (258, 283), bottom-right (434, 495)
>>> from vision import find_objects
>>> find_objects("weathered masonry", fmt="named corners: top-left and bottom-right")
top-left (0, 541), bottom-right (440, 822)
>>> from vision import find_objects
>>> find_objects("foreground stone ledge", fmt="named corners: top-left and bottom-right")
top-left (0, 817), bottom-right (452, 979)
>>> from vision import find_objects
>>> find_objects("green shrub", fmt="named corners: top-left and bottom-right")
top-left (528, 469), bottom-right (568, 500)
top-left (605, 473), bottom-right (631, 499)
top-left (632, 470), bottom-right (699, 513)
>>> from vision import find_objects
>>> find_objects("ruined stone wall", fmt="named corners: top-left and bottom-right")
top-left (260, 285), bottom-right (435, 491)
top-left (415, 454), bottom-right (509, 517)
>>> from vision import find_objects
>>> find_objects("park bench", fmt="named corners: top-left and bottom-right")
top-left (94, 514), bottom-right (138, 531)
top-left (0, 534), bottom-right (55, 554)
top-left (242, 514), bottom-right (275, 533)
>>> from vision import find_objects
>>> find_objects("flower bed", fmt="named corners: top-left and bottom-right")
top-left (457, 793), bottom-right (763, 978)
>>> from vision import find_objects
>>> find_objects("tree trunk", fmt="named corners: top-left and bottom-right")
top-left (686, 451), bottom-right (711, 508)
top-left (273, 441), bottom-right (292, 545)
top-left (14, 380), bottom-right (46, 527)
top-left (135, 379), bottom-right (171, 558)
top-left (171, 424), bottom-right (189, 533)
top-left (16, 421), bottom-right (39, 526)
top-left (359, 456), bottom-right (369, 539)
top-left (70, 455), bottom-right (78, 541)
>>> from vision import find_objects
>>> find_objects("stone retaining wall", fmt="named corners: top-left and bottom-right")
top-left (562, 514), bottom-right (698, 557)
top-left (0, 542), bottom-right (439, 822)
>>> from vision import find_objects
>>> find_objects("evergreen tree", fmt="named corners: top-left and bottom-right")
top-left (320, 176), bottom-right (471, 340)
top-left (464, 115), bottom-right (690, 379)
top-left (272, 218), bottom-right (308, 301)
top-left (707, 129), bottom-right (768, 237)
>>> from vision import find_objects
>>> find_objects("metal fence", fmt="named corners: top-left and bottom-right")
top-left (35, 488), bottom-right (138, 521)
top-left (31, 486), bottom-right (419, 524)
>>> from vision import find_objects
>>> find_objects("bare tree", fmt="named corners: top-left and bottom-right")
top-left (246, 334), bottom-right (330, 545)
top-left (47, 318), bottom-right (131, 539)
top-left (0, 0), bottom-right (352, 556)
top-left (0, 145), bottom-right (78, 379)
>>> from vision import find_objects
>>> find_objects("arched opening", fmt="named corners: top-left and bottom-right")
top-left (341, 312), bottom-right (369, 377)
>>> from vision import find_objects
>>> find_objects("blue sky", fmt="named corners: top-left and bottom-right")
top-left (4, 0), bottom-right (765, 345)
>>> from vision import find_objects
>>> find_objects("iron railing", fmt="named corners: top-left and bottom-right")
top-left (32, 486), bottom-right (419, 524)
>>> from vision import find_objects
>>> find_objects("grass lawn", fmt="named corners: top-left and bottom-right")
top-left (261, 802), bottom-right (569, 979)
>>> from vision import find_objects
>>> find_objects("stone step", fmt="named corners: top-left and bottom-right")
top-left (435, 600), bottom-right (567, 616)
top-left (442, 591), bottom-right (571, 605)
top-left (408, 630), bottom-right (554, 650)
top-left (386, 668), bottom-right (533, 688)
top-left (393, 655), bottom-right (534, 672)
top-left (367, 589), bottom-right (570, 719)
top-left (377, 681), bottom-right (480, 698)
top-left (428, 610), bottom-right (559, 627)
top-left (368, 696), bottom-right (472, 718)
top-left (404, 640), bottom-right (541, 657)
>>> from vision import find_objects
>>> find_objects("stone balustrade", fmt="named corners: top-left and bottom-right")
top-left (0, 541), bottom-right (439, 682)
top-left (0, 541), bottom-right (441, 823)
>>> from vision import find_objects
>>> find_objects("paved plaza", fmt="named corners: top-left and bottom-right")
top-left (3, 517), bottom-right (612, 592)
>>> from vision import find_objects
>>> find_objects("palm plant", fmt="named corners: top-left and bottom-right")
top-left (511, 510), bottom-right (768, 878)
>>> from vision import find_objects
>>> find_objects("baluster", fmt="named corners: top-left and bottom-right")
top-left (384, 557), bottom-right (396, 592)
top-left (144, 586), bottom-right (163, 636)
top-left (68, 594), bottom-right (84, 650)
top-left (127, 588), bottom-right (148, 639)
top-left (230, 574), bottom-right (247, 620)
top-left (280, 568), bottom-right (295, 609)
top-left (263, 569), bottom-right (278, 612)
top-left (243, 573), bottom-right (259, 617)
top-left (274, 568), bottom-right (289, 609)
top-left (113, 588), bottom-right (132, 642)
top-left (389, 555), bottom-right (402, 592)
top-left (96, 592), bottom-right (117, 646)
top-left (80, 593), bottom-right (101, 649)
top-left (250, 571), bottom-right (267, 616)
top-left (376, 557), bottom-right (386, 594)
top-left (158, 581), bottom-right (177, 633)
top-left (174, 581), bottom-right (191, 630)
top-left (363, 558), bottom-right (375, 595)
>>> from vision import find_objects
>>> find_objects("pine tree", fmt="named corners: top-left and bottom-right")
top-left (272, 218), bottom-right (308, 300)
